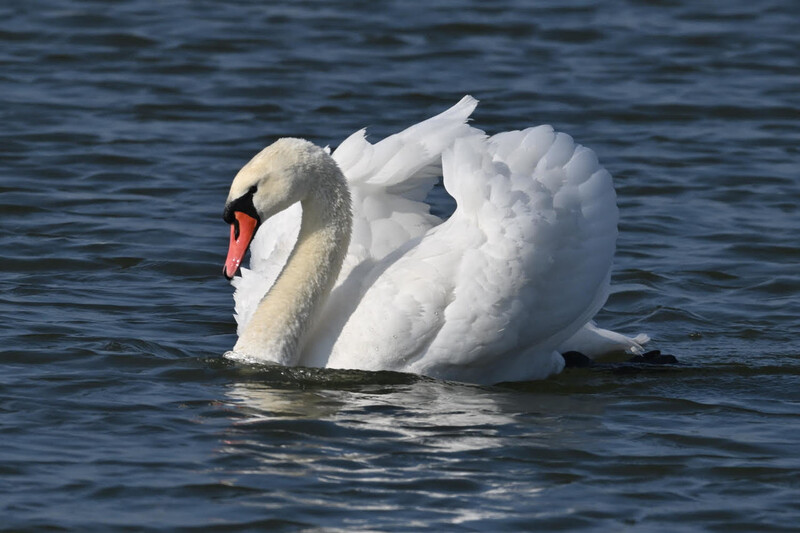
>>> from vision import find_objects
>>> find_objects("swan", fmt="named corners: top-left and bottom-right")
top-left (222, 96), bottom-right (649, 384)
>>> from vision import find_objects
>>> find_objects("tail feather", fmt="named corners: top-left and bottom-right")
top-left (559, 321), bottom-right (650, 358)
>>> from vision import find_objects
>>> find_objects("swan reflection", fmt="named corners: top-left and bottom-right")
top-left (212, 365), bottom-right (610, 523)
top-left (221, 366), bottom-right (607, 453)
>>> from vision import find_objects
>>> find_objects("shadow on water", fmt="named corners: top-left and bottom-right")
top-left (205, 356), bottom-right (425, 390)
top-left (201, 350), bottom-right (800, 395)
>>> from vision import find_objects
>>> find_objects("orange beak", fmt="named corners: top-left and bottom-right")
top-left (224, 211), bottom-right (258, 279)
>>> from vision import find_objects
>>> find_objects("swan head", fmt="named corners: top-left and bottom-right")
top-left (222, 138), bottom-right (335, 279)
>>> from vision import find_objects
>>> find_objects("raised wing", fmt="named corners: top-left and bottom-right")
top-left (328, 128), bottom-right (620, 383)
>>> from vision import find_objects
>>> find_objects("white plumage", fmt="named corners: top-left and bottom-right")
top-left (225, 96), bottom-right (647, 384)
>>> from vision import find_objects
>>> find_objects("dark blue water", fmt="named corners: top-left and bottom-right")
top-left (2, 0), bottom-right (799, 530)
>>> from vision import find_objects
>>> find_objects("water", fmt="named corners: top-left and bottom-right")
top-left (1, 0), bottom-right (799, 530)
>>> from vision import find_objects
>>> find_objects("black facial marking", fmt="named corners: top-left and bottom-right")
top-left (223, 185), bottom-right (260, 227)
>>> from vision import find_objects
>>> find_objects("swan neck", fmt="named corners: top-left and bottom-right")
top-left (235, 169), bottom-right (351, 365)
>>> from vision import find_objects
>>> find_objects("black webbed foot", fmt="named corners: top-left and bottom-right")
top-left (561, 349), bottom-right (680, 372)
top-left (627, 350), bottom-right (678, 365)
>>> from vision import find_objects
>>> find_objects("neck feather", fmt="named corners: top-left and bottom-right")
top-left (234, 169), bottom-right (351, 365)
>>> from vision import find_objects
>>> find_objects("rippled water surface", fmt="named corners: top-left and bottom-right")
top-left (2, 0), bottom-right (799, 530)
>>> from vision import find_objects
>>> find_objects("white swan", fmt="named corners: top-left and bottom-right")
top-left (222, 96), bottom-right (648, 384)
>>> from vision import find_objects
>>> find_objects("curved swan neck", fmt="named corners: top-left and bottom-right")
top-left (234, 163), bottom-right (351, 365)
